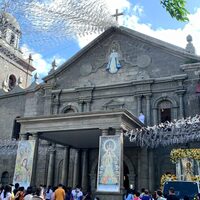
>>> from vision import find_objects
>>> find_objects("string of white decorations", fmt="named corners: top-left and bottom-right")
top-left (0, 138), bottom-right (49, 155)
top-left (124, 115), bottom-right (200, 148)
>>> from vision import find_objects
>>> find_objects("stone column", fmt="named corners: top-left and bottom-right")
top-left (153, 108), bottom-right (158, 125)
top-left (61, 146), bottom-right (70, 186)
top-left (73, 149), bottom-right (81, 187)
top-left (89, 173), bottom-right (96, 194)
top-left (146, 95), bottom-right (151, 126)
top-left (47, 144), bottom-right (56, 187)
top-left (44, 86), bottom-right (53, 115)
top-left (115, 128), bottom-right (124, 193)
top-left (137, 148), bottom-right (148, 190)
top-left (81, 149), bottom-right (88, 192)
top-left (31, 132), bottom-right (39, 186)
top-left (137, 95), bottom-right (142, 116)
top-left (84, 102), bottom-right (88, 112)
top-left (148, 149), bottom-right (154, 192)
top-left (78, 100), bottom-right (83, 112)
top-left (86, 100), bottom-right (92, 112)
top-left (177, 91), bottom-right (185, 119)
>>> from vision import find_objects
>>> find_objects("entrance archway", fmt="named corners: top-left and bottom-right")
top-left (124, 162), bottom-right (129, 189)
top-left (1, 171), bottom-right (9, 185)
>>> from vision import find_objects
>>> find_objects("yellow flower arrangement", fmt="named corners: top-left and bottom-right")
top-left (170, 149), bottom-right (200, 163)
top-left (191, 176), bottom-right (200, 182)
top-left (160, 173), bottom-right (177, 188)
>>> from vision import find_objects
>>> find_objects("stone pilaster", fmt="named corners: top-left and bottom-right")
top-left (137, 95), bottom-right (142, 116)
top-left (176, 90), bottom-right (185, 119)
top-left (146, 95), bottom-right (151, 126)
top-left (61, 146), bottom-right (70, 186)
top-left (78, 100), bottom-right (83, 112)
top-left (44, 85), bottom-right (53, 115)
top-left (47, 143), bottom-right (56, 187)
top-left (73, 149), bottom-right (81, 187)
top-left (81, 149), bottom-right (89, 192)
top-left (137, 148), bottom-right (148, 190)
top-left (86, 101), bottom-right (91, 112)
top-left (153, 108), bottom-right (158, 125)
top-left (148, 149), bottom-right (154, 192)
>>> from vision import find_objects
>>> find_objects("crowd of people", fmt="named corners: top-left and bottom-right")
top-left (1, 184), bottom-right (199, 200)
top-left (124, 187), bottom-right (194, 200)
top-left (0, 184), bottom-right (93, 200)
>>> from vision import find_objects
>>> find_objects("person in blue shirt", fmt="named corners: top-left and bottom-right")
top-left (124, 189), bottom-right (134, 200)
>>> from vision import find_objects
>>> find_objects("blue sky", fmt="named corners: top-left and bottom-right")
top-left (13, 0), bottom-right (200, 78)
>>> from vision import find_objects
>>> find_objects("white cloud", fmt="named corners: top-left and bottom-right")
top-left (123, 7), bottom-right (200, 55)
top-left (76, 1), bottom-right (200, 55)
top-left (132, 4), bottom-right (144, 16)
top-left (76, 33), bottom-right (101, 49)
top-left (21, 44), bottom-right (65, 78)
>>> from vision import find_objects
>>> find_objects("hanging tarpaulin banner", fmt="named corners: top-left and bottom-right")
top-left (97, 135), bottom-right (122, 192)
top-left (13, 140), bottom-right (36, 188)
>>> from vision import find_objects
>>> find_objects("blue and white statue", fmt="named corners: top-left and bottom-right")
top-left (106, 49), bottom-right (121, 73)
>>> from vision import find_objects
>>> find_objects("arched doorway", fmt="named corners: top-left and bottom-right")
top-left (1, 171), bottom-right (9, 185)
top-left (124, 162), bottom-right (129, 189)
top-left (158, 100), bottom-right (172, 123)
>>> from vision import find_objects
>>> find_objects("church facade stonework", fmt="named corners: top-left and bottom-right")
top-left (0, 16), bottom-right (200, 198)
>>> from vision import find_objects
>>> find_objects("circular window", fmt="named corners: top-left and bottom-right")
top-left (8, 74), bottom-right (16, 90)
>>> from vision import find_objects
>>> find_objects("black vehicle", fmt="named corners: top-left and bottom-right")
top-left (163, 181), bottom-right (199, 200)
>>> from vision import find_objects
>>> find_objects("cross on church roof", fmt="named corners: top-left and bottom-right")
top-left (112, 9), bottom-right (123, 22)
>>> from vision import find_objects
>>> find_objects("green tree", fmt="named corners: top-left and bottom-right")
top-left (161, 0), bottom-right (189, 22)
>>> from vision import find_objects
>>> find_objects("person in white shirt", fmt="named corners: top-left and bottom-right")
top-left (1, 185), bottom-right (12, 200)
top-left (138, 112), bottom-right (145, 124)
top-left (45, 186), bottom-right (53, 200)
top-left (24, 187), bottom-right (33, 200)
top-left (71, 186), bottom-right (83, 200)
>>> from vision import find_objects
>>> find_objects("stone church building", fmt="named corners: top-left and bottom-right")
top-left (0, 12), bottom-right (200, 196)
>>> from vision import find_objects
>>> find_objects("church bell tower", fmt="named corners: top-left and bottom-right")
top-left (0, 12), bottom-right (35, 92)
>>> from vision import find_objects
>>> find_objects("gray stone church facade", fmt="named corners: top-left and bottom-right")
top-left (0, 13), bottom-right (200, 196)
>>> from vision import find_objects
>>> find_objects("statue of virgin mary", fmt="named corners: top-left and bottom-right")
top-left (106, 49), bottom-right (121, 73)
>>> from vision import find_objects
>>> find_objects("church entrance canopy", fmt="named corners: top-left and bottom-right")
top-left (17, 109), bottom-right (143, 148)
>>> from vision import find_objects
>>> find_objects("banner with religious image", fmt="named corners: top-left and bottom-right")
top-left (171, 149), bottom-right (200, 181)
top-left (13, 140), bottom-right (36, 188)
top-left (97, 135), bottom-right (122, 192)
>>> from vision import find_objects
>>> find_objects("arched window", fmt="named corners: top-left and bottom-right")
top-left (1, 171), bottom-right (9, 185)
top-left (8, 74), bottom-right (16, 90)
top-left (12, 117), bottom-right (21, 140)
top-left (63, 108), bottom-right (75, 114)
top-left (10, 33), bottom-right (15, 45)
top-left (81, 101), bottom-right (87, 112)
top-left (158, 100), bottom-right (172, 123)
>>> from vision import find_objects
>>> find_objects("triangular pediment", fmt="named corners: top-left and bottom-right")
top-left (44, 26), bottom-right (200, 82)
